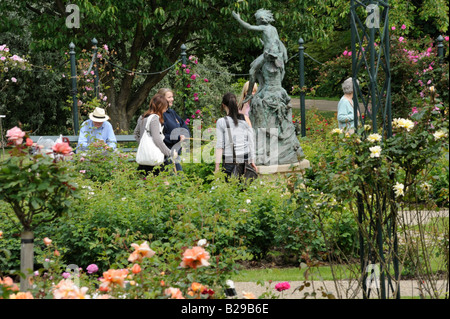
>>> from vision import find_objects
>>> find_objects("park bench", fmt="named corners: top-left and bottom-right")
top-left (29, 135), bottom-right (138, 153)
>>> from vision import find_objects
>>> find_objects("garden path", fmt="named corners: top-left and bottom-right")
top-left (234, 279), bottom-right (448, 299)
top-left (290, 98), bottom-right (369, 113)
top-left (290, 98), bottom-right (338, 112)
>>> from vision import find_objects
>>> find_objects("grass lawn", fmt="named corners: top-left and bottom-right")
top-left (231, 264), bottom-right (357, 282)
top-left (291, 108), bottom-right (336, 121)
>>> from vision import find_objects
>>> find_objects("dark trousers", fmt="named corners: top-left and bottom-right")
top-left (137, 158), bottom-right (182, 177)
top-left (137, 164), bottom-right (166, 177)
top-left (165, 158), bottom-right (183, 172)
top-left (222, 163), bottom-right (245, 182)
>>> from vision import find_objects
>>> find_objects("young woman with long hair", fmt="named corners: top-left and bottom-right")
top-left (134, 94), bottom-right (176, 176)
top-left (214, 92), bottom-right (257, 180)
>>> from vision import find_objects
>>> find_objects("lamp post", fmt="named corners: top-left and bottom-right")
top-left (69, 42), bottom-right (79, 135)
top-left (299, 38), bottom-right (306, 137)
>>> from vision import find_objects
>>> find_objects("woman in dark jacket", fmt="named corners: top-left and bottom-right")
top-left (157, 88), bottom-right (190, 171)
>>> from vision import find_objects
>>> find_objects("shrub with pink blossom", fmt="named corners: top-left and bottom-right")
top-left (315, 30), bottom-right (448, 119)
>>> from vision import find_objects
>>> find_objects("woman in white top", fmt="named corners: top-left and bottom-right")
top-left (134, 94), bottom-right (176, 176)
top-left (215, 92), bottom-right (257, 180)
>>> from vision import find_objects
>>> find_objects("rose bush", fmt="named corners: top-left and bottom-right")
top-left (314, 31), bottom-right (449, 119)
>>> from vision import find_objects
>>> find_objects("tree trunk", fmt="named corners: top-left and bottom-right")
top-left (106, 71), bottom-right (170, 133)
top-left (100, 22), bottom-right (187, 133)
top-left (20, 231), bottom-right (34, 291)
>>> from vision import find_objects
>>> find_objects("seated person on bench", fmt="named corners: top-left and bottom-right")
top-left (77, 107), bottom-right (117, 152)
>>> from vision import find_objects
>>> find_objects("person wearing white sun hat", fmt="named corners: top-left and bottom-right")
top-left (77, 107), bottom-right (117, 152)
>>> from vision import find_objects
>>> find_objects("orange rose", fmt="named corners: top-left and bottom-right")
top-left (99, 269), bottom-right (129, 289)
top-left (242, 291), bottom-right (256, 299)
top-left (165, 287), bottom-right (184, 299)
top-left (0, 276), bottom-right (19, 292)
top-left (128, 241), bottom-right (155, 262)
top-left (191, 282), bottom-right (206, 293)
top-left (25, 138), bottom-right (33, 147)
top-left (43, 237), bottom-right (52, 246)
top-left (9, 292), bottom-right (34, 299)
top-left (179, 246), bottom-right (210, 269)
top-left (131, 264), bottom-right (141, 274)
top-left (52, 142), bottom-right (72, 155)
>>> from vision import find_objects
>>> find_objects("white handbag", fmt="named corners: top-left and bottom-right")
top-left (135, 114), bottom-right (165, 166)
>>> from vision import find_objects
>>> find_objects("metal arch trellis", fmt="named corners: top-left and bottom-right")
top-left (351, 0), bottom-right (392, 137)
top-left (350, 0), bottom-right (399, 299)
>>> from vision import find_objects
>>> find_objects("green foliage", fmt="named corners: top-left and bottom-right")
top-left (72, 142), bottom-right (135, 183)
top-left (1, 146), bottom-right (362, 276)
top-left (0, 131), bottom-right (79, 232)
top-left (0, 37), bottom-right (73, 135)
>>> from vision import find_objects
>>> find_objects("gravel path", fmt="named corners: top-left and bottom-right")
top-left (234, 279), bottom-right (448, 299)
top-left (290, 98), bottom-right (339, 112)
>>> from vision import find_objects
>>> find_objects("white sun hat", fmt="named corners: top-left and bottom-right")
top-left (89, 107), bottom-right (110, 122)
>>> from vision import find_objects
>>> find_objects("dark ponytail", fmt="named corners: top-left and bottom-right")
top-left (222, 92), bottom-right (240, 126)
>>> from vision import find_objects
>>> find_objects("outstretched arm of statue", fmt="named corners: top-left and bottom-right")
top-left (232, 11), bottom-right (262, 32)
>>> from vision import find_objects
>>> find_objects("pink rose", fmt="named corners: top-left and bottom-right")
top-left (191, 74), bottom-right (197, 80)
top-left (62, 272), bottom-right (71, 279)
top-left (445, 36), bottom-right (449, 42)
top-left (343, 50), bottom-right (348, 56)
top-left (275, 282), bottom-right (290, 292)
top-left (391, 26), bottom-right (396, 30)
top-left (204, 78), bottom-right (209, 82)
top-left (401, 24), bottom-right (406, 30)
top-left (6, 126), bottom-right (25, 145)
top-left (399, 37), bottom-right (404, 42)
top-left (86, 264), bottom-right (99, 274)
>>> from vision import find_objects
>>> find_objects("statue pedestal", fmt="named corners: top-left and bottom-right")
top-left (256, 159), bottom-right (310, 177)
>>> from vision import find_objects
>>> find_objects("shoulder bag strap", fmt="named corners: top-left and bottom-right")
top-left (145, 114), bottom-right (158, 135)
top-left (225, 117), bottom-right (236, 164)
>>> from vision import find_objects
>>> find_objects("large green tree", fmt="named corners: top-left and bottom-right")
top-left (1, 0), bottom-right (448, 132)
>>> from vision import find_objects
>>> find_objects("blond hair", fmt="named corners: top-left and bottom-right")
top-left (157, 88), bottom-right (174, 96)
top-left (238, 81), bottom-right (258, 110)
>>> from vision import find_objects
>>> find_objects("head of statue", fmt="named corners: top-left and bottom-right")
top-left (255, 9), bottom-right (274, 24)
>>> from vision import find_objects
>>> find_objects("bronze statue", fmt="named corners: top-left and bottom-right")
top-left (232, 9), bottom-right (304, 166)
